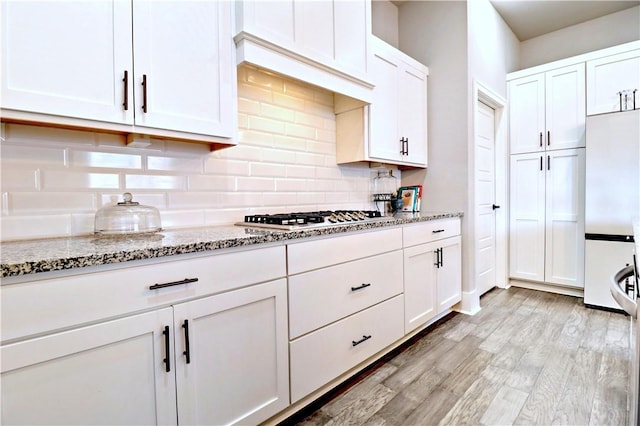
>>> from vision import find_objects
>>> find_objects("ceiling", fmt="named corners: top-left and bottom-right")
top-left (488, 0), bottom-right (640, 41)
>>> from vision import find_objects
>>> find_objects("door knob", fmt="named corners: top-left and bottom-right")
top-left (492, 204), bottom-right (500, 210)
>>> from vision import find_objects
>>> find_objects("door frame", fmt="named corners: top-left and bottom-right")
top-left (470, 80), bottom-right (508, 306)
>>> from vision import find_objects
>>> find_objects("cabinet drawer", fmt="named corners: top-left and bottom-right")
top-left (289, 295), bottom-right (404, 402)
top-left (1, 246), bottom-right (286, 342)
top-left (287, 227), bottom-right (403, 274)
top-left (402, 218), bottom-right (460, 248)
top-left (289, 250), bottom-right (403, 339)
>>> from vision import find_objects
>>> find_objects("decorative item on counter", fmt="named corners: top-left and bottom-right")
top-left (372, 169), bottom-right (398, 216)
top-left (397, 185), bottom-right (422, 212)
top-left (94, 192), bottom-right (162, 235)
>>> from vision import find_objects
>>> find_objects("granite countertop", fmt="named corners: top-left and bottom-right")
top-left (1, 211), bottom-right (463, 279)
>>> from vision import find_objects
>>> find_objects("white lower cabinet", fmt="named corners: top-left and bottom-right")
top-left (1, 308), bottom-right (178, 425)
top-left (1, 247), bottom-right (289, 426)
top-left (289, 295), bottom-right (404, 403)
top-left (287, 228), bottom-right (404, 403)
top-left (403, 219), bottom-right (462, 334)
top-left (509, 149), bottom-right (585, 287)
top-left (173, 279), bottom-right (289, 426)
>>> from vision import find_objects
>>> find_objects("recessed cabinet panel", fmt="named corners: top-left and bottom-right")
top-left (1, 0), bottom-right (134, 124)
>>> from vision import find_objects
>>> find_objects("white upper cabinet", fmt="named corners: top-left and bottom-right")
top-left (1, 0), bottom-right (134, 125)
top-left (234, 0), bottom-right (373, 102)
top-left (587, 49), bottom-right (640, 115)
top-left (132, 1), bottom-right (235, 139)
top-left (509, 63), bottom-right (585, 154)
top-left (1, 0), bottom-right (236, 143)
top-left (336, 36), bottom-right (428, 168)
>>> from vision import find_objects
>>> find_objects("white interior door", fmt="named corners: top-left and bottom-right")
top-left (475, 101), bottom-right (497, 295)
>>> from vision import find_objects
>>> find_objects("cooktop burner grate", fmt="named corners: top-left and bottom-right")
top-left (239, 210), bottom-right (384, 229)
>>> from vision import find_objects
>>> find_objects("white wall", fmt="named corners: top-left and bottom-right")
top-left (0, 65), bottom-right (379, 241)
top-left (371, 0), bottom-right (399, 48)
top-left (519, 5), bottom-right (640, 69)
top-left (398, 1), bottom-right (468, 213)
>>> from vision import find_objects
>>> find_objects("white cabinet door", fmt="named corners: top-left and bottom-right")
top-left (1, 0), bottom-right (134, 125)
top-left (509, 152), bottom-right (546, 282)
top-left (1, 308), bottom-right (177, 425)
top-left (368, 37), bottom-right (428, 167)
top-left (509, 64), bottom-right (585, 154)
top-left (509, 74), bottom-right (545, 154)
top-left (132, 0), bottom-right (235, 137)
top-left (399, 63), bottom-right (428, 166)
top-left (235, 0), bottom-right (296, 50)
top-left (544, 149), bottom-right (585, 287)
top-left (545, 64), bottom-right (586, 151)
top-left (333, 0), bottom-right (369, 77)
top-left (437, 236), bottom-right (462, 313)
top-left (587, 49), bottom-right (640, 115)
top-left (509, 149), bottom-right (585, 287)
top-left (403, 241), bottom-right (438, 333)
top-left (173, 279), bottom-right (289, 426)
top-left (369, 45), bottom-right (401, 162)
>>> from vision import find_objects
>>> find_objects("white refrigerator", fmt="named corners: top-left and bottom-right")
top-left (584, 109), bottom-right (639, 309)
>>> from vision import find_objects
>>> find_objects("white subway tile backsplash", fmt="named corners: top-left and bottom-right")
top-left (0, 144), bottom-right (66, 165)
top-left (261, 148), bottom-right (298, 164)
top-left (285, 122), bottom-right (317, 139)
top-left (247, 116), bottom-right (286, 134)
top-left (0, 65), bottom-right (386, 241)
top-left (285, 165), bottom-right (317, 179)
top-left (272, 92), bottom-right (305, 111)
top-left (148, 156), bottom-right (204, 173)
top-left (260, 103), bottom-right (295, 122)
top-left (42, 170), bottom-right (120, 190)
top-left (69, 150), bottom-right (142, 169)
top-left (125, 174), bottom-right (187, 190)
top-left (204, 158), bottom-right (250, 176)
top-left (236, 177), bottom-right (275, 192)
top-left (9, 192), bottom-right (96, 213)
top-left (250, 162), bottom-right (287, 177)
top-left (168, 192), bottom-right (221, 208)
top-left (0, 215), bottom-right (71, 241)
top-left (1, 167), bottom-right (39, 190)
top-left (188, 175), bottom-right (236, 191)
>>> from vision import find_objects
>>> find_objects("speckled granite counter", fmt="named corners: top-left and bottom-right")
top-left (1, 211), bottom-right (463, 278)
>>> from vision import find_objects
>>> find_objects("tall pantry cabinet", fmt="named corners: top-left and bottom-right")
top-left (508, 64), bottom-right (586, 289)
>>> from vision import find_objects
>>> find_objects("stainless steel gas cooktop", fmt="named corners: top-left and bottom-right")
top-left (235, 210), bottom-right (391, 230)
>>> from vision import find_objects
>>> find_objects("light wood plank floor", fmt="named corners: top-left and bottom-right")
top-left (282, 287), bottom-right (632, 426)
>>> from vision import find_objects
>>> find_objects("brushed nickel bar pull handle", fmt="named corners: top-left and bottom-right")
top-left (122, 70), bottom-right (129, 111)
top-left (142, 74), bottom-right (148, 113)
top-left (351, 283), bottom-right (371, 292)
top-left (547, 130), bottom-right (550, 146)
top-left (547, 155), bottom-right (550, 171)
top-left (352, 335), bottom-right (372, 347)
top-left (149, 278), bottom-right (198, 290)
top-left (539, 132), bottom-right (543, 147)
